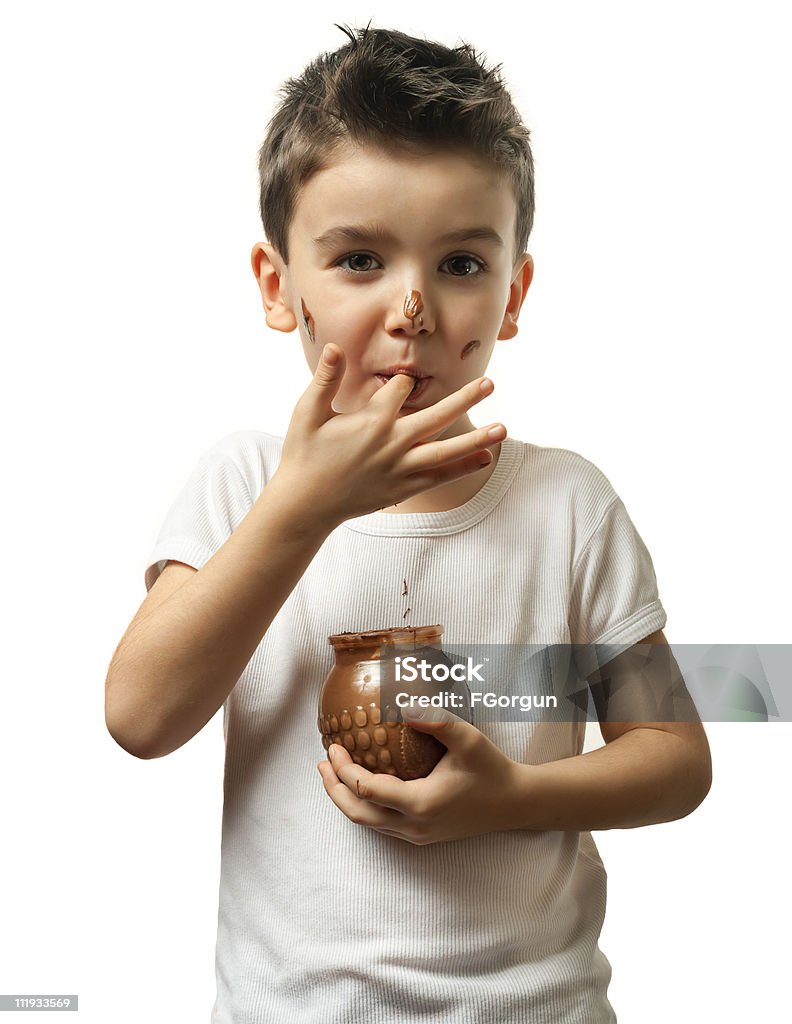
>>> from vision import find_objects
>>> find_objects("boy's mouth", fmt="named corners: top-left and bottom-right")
top-left (374, 369), bottom-right (432, 401)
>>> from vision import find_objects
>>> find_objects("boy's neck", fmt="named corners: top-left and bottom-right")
top-left (377, 441), bottom-right (502, 515)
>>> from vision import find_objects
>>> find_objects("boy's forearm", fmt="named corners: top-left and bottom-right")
top-left (510, 727), bottom-right (712, 831)
top-left (106, 473), bottom-right (340, 759)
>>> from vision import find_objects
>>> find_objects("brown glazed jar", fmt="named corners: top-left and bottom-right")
top-left (318, 625), bottom-right (447, 781)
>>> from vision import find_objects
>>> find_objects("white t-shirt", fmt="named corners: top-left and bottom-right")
top-left (145, 431), bottom-right (666, 1024)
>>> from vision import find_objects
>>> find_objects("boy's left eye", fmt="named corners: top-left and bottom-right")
top-left (442, 255), bottom-right (486, 276)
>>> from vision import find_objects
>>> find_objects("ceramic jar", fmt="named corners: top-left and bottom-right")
top-left (318, 625), bottom-right (447, 780)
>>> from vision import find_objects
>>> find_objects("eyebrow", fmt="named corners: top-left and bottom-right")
top-left (312, 224), bottom-right (504, 250)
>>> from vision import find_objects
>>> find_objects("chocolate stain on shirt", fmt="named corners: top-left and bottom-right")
top-left (403, 290), bottom-right (423, 326)
top-left (460, 339), bottom-right (481, 359)
top-left (301, 298), bottom-right (316, 344)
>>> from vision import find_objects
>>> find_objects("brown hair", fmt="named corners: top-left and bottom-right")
top-left (257, 24), bottom-right (535, 266)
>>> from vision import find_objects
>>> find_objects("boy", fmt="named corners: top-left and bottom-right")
top-left (105, 25), bottom-right (712, 1023)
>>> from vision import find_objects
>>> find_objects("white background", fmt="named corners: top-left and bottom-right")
top-left (1, 1), bottom-right (789, 1021)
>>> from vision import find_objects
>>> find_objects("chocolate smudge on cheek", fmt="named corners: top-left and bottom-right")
top-left (300, 297), bottom-right (316, 344)
top-left (460, 339), bottom-right (481, 360)
top-left (403, 290), bottom-right (423, 326)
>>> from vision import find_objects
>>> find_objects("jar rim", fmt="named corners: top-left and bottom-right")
top-left (328, 624), bottom-right (443, 650)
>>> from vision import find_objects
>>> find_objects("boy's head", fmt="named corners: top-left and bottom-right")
top-left (257, 24), bottom-right (534, 269)
top-left (252, 24), bottom-right (535, 429)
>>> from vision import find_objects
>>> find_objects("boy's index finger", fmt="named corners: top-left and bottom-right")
top-left (368, 371), bottom-right (418, 410)
top-left (397, 376), bottom-right (493, 442)
top-left (330, 748), bottom-right (418, 814)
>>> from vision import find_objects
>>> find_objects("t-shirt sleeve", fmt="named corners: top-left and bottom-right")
top-left (567, 492), bottom-right (667, 657)
top-left (144, 437), bottom-right (255, 593)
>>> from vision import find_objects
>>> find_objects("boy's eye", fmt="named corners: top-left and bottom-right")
top-left (337, 253), bottom-right (382, 274)
top-left (442, 255), bottom-right (486, 276)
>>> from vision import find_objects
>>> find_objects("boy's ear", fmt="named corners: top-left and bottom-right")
top-left (498, 253), bottom-right (534, 341)
top-left (250, 242), bottom-right (298, 333)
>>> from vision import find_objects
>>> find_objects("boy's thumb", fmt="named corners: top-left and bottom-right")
top-left (401, 706), bottom-right (479, 755)
top-left (315, 344), bottom-right (342, 384)
top-left (304, 344), bottom-right (344, 419)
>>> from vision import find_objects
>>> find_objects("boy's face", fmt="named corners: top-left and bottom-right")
top-left (252, 140), bottom-right (533, 437)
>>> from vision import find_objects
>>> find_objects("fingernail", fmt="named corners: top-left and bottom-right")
top-left (328, 744), bottom-right (335, 760)
top-left (488, 425), bottom-right (504, 440)
top-left (480, 378), bottom-right (493, 394)
top-left (477, 453), bottom-right (492, 468)
top-left (323, 345), bottom-right (338, 365)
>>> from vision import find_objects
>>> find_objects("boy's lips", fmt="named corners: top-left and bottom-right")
top-left (374, 371), bottom-right (432, 403)
top-left (376, 365), bottom-right (431, 379)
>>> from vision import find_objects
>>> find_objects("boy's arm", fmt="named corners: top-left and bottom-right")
top-left (508, 628), bottom-right (712, 830)
top-left (106, 349), bottom-right (502, 760)
top-left (319, 630), bottom-right (713, 841)
top-left (105, 477), bottom-right (337, 759)
top-left (517, 630), bottom-right (713, 830)
top-left (514, 716), bottom-right (711, 830)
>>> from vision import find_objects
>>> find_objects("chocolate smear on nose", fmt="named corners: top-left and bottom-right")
top-left (403, 290), bottom-right (424, 326)
top-left (460, 339), bottom-right (481, 359)
top-left (300, 297), bottom-right (316, 344)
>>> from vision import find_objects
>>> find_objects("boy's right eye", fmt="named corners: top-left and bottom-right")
top-left (336, 252), bottom-right (382, 274)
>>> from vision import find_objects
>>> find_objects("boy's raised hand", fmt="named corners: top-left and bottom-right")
top-left (272, 343), bottom-right (505, 526)
top-left (317, 708), bottom-right (533, 844)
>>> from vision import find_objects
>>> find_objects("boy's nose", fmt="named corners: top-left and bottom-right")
top-left (385, 288), bottom-right (433, 336)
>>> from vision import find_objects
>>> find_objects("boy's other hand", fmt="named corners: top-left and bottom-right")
top-left (272, 343), bottom-right (505, 526)
top-left (316, 707), bottom-right (531, 845)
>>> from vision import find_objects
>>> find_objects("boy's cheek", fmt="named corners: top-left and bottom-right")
top-left (297, 304), bottom-right (348, 353)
